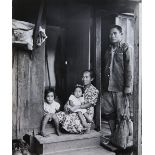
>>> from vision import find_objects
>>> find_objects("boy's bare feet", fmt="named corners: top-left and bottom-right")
top-left (40, 131), bottom-right (48, 137)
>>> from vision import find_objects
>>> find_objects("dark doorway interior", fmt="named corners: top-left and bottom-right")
top-left (45, 1), bottom-right (91, 105)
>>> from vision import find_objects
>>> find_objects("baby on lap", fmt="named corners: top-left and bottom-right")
top-left (68, 84), bottom-right (91, 132)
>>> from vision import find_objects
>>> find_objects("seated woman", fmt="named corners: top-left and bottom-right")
top-left (56, 70), bottom-right (99, 134)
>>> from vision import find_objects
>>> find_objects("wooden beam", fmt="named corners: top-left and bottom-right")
top-left (133, 3), bottom-right (142, 155)
top-left (94, 14), bottom-right (102, 131)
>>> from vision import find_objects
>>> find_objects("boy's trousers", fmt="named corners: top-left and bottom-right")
top-left (101, 91), bottom-right (130, 123)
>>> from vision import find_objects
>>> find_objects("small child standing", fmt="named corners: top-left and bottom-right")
top-left (41, 88), bottom-right (61, 136)
top-left (68, 84), bottom-right (91, 132)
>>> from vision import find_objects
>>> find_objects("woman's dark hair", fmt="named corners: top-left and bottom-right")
top-left (83, 69), bottom-right (95, 79)
top-left (74, 84), bottom-right (84, 94)
top-left (110, 25), bottom-right (123, 33)
top-left (44, 87), bottom-right (55, 100)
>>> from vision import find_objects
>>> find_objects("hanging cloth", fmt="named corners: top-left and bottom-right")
top-left (12, 0), bottom-right (47, 51)
top-left (12, 19), bottom-right (34, 50)
top-left (12, 20), bottom-right (47, 51)
top-left (45, 48), bottom-right (51, 88)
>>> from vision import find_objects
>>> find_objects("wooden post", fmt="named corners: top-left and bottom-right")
top-left (133, 2), bottom-right (142, 155)
top-left (94, 13), bottom-right (102, 131)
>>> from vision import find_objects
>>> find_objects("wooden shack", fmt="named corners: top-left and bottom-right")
top-left (12, 0), bottom-right (141, 154)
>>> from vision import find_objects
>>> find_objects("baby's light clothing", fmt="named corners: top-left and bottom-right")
top-left (69, 95), bottom-right (86, 114)
top-left (44, 100), bottom-right (60, 115)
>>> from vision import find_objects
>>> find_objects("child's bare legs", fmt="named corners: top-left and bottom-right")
top-left (83, 113), bottom-right (93, 123)
top-left (52, 114), bottom-right (61, 136)
top-left (77, 111), bottom-right (89, 128)
top-left (83, 113), bottom-right (92, 133)
top-left (41, 113), bottom-right (53, 137)
top-left (41, 113), bottom-right (61, 136)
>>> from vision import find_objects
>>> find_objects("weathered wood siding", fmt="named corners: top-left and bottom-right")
top-left (12, 41), bottom-right (45, 139)
top-left (12, 0), bottom-right (46, 139)
top-left (12, 49), bottom-right (18, 139)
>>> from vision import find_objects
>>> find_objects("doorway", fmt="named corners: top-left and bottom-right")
top-left (45, 26), bottom-right (67, 104)
top-left (100, 12), bottom-right (135, 123)
top-left (93, 8), bottom-right (140, 153)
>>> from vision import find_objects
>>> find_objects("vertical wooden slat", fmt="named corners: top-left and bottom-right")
top-left (12, 48), bottom-right (18, 139)
top-left (17, 51), bottom-right (31, 138)
top-left (94, 14), bottom-right (101, 131)
top-left (133, 3), bottom-right (142, 155)
top-left (29, 42), bottom-right (45, 131)
top-left (15, 43), bottom-right (45, 138)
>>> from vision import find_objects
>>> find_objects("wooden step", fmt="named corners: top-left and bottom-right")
top-left (52, 146), bottom-right (116, 155)
top-left (34, 130), bottom-right (101, 155)
top-left (44, 122), bottom-right (96, 135)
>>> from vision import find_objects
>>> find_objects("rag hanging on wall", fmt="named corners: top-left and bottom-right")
top-left (12, 0), bottom-right (47, 59)
top-left (32, 0), bottom-right (47, 59)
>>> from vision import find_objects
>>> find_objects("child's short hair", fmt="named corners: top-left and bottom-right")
top-left (74, 84), bottom-right (84, 94)
top-left (110, 25), bottom-right (123, 33)
top-left (44, 87), bottom-right (55, 100)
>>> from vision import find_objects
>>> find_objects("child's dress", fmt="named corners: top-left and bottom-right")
top-left (69, 95), bottom-right (86, 114)
top-left (44, 101), bottom-right (60, 120)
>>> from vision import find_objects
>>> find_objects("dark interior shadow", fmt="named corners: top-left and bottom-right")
top-left (54, 36), bottom-right (67, 108)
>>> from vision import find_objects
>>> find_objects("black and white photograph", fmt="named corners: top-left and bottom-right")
top-left (11, 0), bottom-right (142, 155)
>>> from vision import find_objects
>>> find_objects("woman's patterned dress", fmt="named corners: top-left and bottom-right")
top-left (56, 84), bottom-right (99, 133)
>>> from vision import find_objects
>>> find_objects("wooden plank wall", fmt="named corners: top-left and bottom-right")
top-left (12, 44), bottom-right (45, 139)
top-left (12, 0), bottom-right (47, 139)
top-left (12, 35), bottom-right (45, 139)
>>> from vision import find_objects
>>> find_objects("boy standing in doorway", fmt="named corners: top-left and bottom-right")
top-left (102, 25), bottom-right (133, 140)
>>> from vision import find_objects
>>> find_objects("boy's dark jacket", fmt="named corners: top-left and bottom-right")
top-left (102, 42), bottom-right (133, 93)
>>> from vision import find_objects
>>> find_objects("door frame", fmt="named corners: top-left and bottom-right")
top-left (94, 3), bottom-right (141, 154)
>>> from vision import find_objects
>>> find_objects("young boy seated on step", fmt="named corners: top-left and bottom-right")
top-left (41, 87), bottom-right (61, 136)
